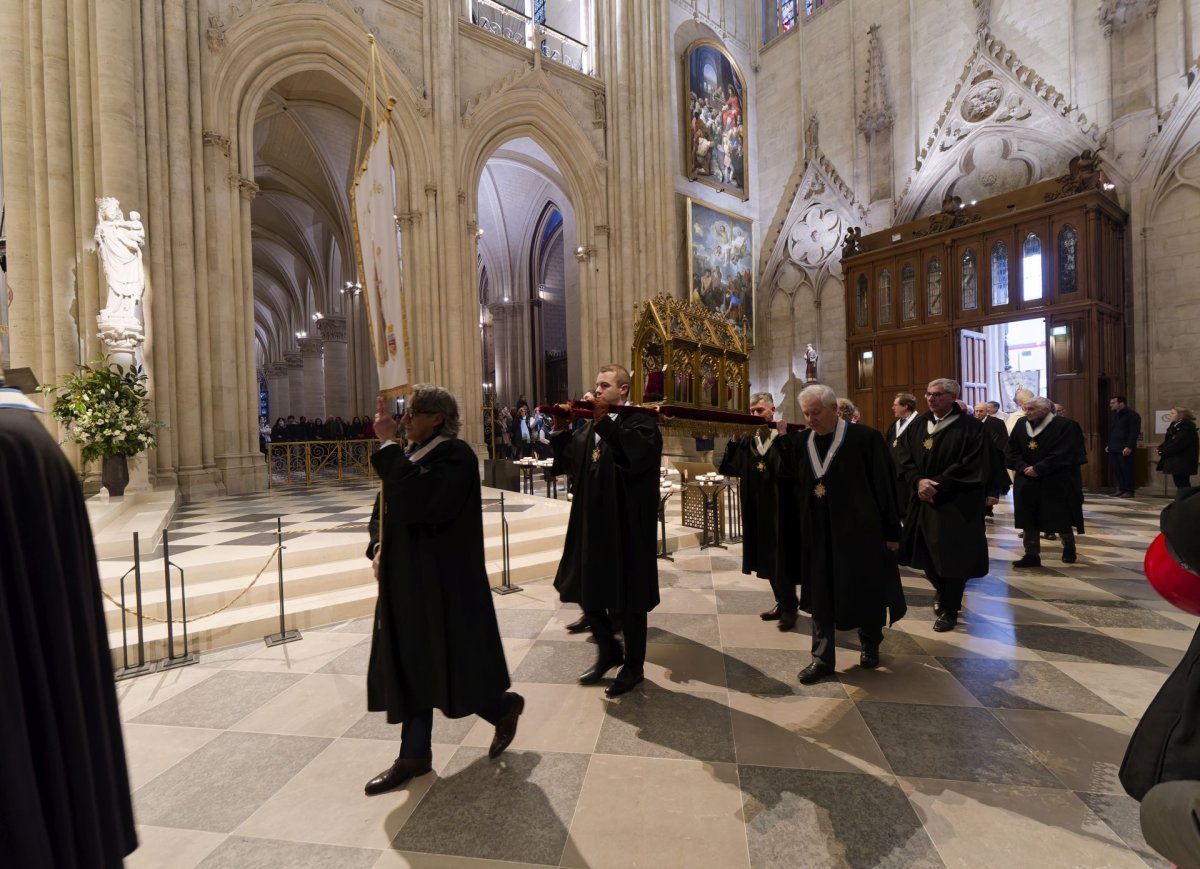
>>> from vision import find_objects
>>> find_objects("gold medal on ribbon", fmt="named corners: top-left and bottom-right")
top-left (892, 439), bottom-right (898, 448)
top-left (591, 447), bottom-right (601, 462)
top-left (1028, 439), bottom-right (1038, 451)
top-left (814, 482), bottom-right (827, 498)
top-left (756, 461), bottom-right (766, 472)
top-left (923, 437), bottom-right (934, 450)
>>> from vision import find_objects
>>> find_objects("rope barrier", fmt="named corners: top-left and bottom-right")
top-left (100, 521), bottom-right (372, 624)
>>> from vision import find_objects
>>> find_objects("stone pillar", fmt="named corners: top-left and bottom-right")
top-left (317, 316), bottom-right (348, 420)
top-left (298, 337), bottom-right (326, 420)
top-left (265, 362), bottom-right (290, 420)
top-left (286, 353), bottom-right (305, 419)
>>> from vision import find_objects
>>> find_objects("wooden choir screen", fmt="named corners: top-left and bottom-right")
top-left (840, 155), bottom-right (1127, 489)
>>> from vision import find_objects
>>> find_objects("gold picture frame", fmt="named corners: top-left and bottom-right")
top-left (686, 196), bottom-right (754, 347)
top-left (683, 38), bottom-right (749, 201)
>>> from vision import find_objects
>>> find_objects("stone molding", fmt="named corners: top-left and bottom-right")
top-left (857, 24), bottom-right (894, 139)
top-left (227, 173), bottom-right (260, 200)
top-left (284, 352), bottom-right (304, 369)
top-left (297, 336), bottom-right (324, 356)
top-left (316, 316), bottom-right (347, 343)
top-left (1099, 0), bottom-right (1160, 38)
top-left (202, 131), bottom-right (231, 156)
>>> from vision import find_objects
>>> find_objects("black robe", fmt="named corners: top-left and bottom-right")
top-left (367, 438), bottom-right (511, 722)
top-left (777, 423), bottom-right (906, 629)
top-left (897, 407), bottom-right (990, 579)
top-left (1158, 418), bottom-right (1199, 476)
top-left (0, 406), bottom-right (137, 868)
top-left (1005, 415), bottom-right (1085, 535)
top-left (551, 412), bottom-right (662, 614)
top-left (718, 433), bottom-right (797, 582)
top-left (981, 415), bottom-right (1012, 497)
top-left (884, 416), bottom-right (919, 517)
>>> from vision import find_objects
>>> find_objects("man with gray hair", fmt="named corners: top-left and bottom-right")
top-left (897, 378), bottom-right (991, 632)
top-left (719, 391), bottom-right (799, 630)
top-left (363, 387), bottom-right (523, 795)
top-left (1006, 396), bottom-right (1085, 566)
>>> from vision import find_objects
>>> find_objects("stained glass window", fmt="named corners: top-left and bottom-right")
top-left (878, 269), bottom-right (892, 324)
top-left (961, 249), bottom-right (978, 311)
top-left (781, 0), bottom-right (797, 30)
top-left (1058, 225), bottom-right (1078, 294)
top-left (927, 257), bottom-right (942, 316)
top-left (856, 275), bottom-right (868, 327)
top-left (990, 241), bottom-right (1009, 307)
top-left (1022, 233), bottom-right (1043, 301)
top-left (901, 263), bottom-right (916, 320)
top-left (533, 0), bottom-right (546, 24)
top-left (804, 0), bottom-right (826, 15)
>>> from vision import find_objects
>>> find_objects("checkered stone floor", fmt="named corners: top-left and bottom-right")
top-left (118, 492), bottom-right (1192, 868)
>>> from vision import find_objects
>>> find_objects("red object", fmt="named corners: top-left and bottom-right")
top-left (1144, 532), bottom-right (1200, 616)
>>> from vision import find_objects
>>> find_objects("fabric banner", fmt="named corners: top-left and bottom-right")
top-left (997, 369), bottom-right (1040, 412)
top-left (351, 117), bottom-right (410, 397)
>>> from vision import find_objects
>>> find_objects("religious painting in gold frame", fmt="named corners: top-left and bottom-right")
top-left (683, 39), bottom-right (749, 200)
top-left (686, 196), bottom-right (755, 347)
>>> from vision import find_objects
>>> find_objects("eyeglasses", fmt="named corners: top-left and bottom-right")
top-left (925, 391), bottom-right (950, 398)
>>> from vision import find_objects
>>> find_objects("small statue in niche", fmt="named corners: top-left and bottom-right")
top-left (804, 344), bottom-right (818, 383)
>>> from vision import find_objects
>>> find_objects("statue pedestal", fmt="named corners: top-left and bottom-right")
top-left (97, 316), bottom-right (145, 370)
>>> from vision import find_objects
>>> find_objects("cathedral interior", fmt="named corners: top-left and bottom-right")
top-left (3, 0), bottom-right (1200, 866)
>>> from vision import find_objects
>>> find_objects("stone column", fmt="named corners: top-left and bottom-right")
top-left (286, 353), bottom-right (305, 419)
top-left (298, 336), bottom-right (326, 420)
top-left (265, 361), bottom-right (290, 420)
top-left (317, 316), bottom-right (348, 420)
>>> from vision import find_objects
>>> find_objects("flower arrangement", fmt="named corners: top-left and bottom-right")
top-left (41, 357), bottom-right (164, 463)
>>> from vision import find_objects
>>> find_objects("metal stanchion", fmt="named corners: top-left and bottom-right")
top-left (725, 484), bottom-right (743, 543)
top-left (114, 531), bottom-right (154, 680)
top-left (265, 516), bottom-right (302, 647)
top-left (657, 492), bottom-right (675, 561)
top-left (159, 528), bottom-right (198, 669)
top-left (493, 492), bottom-right (523, 595)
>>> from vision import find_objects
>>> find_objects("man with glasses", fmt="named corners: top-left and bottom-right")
top-left (363, 387), bottom-right (523, 795)
top-left (897, 378), bottom-right (991, 632)
top-left (719, 391), bottom-right (798, 631)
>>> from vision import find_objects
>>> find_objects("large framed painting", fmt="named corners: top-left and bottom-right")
top-left (683, 39), bottom-right (748, 200)
top-left (687, 197), bottom-right (754, 346)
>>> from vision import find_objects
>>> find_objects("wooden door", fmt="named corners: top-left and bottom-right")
top-left (959, 329), bottom-right (988, 409)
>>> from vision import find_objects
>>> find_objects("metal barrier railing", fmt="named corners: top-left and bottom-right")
top-left (267, 439), bottom-right (380, 487)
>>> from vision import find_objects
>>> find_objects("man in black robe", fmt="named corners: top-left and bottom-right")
top-left (551, 364), bottom-right (662, 698)
top-left (884, 392), bottom-right (919, 519)
top-left (975, 401), bottom-right (1012, 518)
top-left (1006, 397), bottom-right (1084, 566)
top-left (780, 384), bottom-right (905, 684)
top-left (719, 391), bottom-right (798, 630)
top-left (1107, 395), bottom-right (1141, 497)
top-left (364, 387), bottom-right (522, 795)
top-left (0, 380), bottom-right (137, 867)
top-left (897, 378), bottom-right (990, 632)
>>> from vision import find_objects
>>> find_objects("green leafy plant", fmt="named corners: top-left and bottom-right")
top-left (40, 357), bottom-right (164, 463)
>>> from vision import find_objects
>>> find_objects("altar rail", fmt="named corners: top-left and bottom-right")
top-left (267, 439), bottom-right (381, 488)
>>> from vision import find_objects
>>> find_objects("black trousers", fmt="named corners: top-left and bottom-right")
top-left (587, 609), bottom-right (647, 674)
top-left (1109, 450), bottom-right (1135, 493)
top-left (1173, 472), bottom-right (1193, 490)
top-left (400, 693), bottom-right (511, 759)
top-left (768, 574), bottom-right (799, 611)
top-left (811, 615), bottom-right (883, 666)
top-left (1023, 528), bottom-right (1075, 556)
top-left (925, 569), bottom-right (967, 617)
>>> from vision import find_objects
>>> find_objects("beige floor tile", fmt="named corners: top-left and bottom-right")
top-left (116, 666), bottom-right (222, 722)
top-left (1097, 626), bottom-right (1193, 667)
top-left (1005, 574), bottom-right (1123, 602)
top-left (375, 850), bottom-right (541, 868)
top-left (897, 619), bottom-right (1044, 661)
top-left (717, 613), bottom-right (810, 650)
top-left (992, 710), bottom-right (1136, 793)
top-left (836, 654), bottom-right (983, 707)
top-left (642, 641), bottom-right (729, 693)
top-left (500, 637), bottom-right (536, 670)
top-left (654, 586), bottom-right (719, 614)
top-left (709, 570), bottom-right (764, 591)
top-left (901, 777), bottom-right (1144, 868)
top-left (230, 673), bottom-right (367, 736)
top-left (223, 631), bottom-right (369, 673)
top-left (234, 737), bottom-right (436, 849)
top-left (461, 682), bottom-right (606, 754)
top-left (728, 693), bottom-right (891, 775)
top-left (125, 825), bottom-right (226, 869)
top-left (1047, 662), bottom-right (1170, 718)
top-left (560, 755), bottom-right (749, 869)
top-left (122, 723), bottom-right (222, 790)
top-left (969, 597), bottom-right (1084, 625)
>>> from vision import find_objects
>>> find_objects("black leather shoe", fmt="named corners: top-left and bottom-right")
top-left (579, 652), bottom-right (624, 685)
top-left (364, 756), bottom-right (432, 795)
top-left (489, 692), bottom-right (525, 759)
top-left (565, 614), bottom-right (590, 634)
top-left (760, 604), bottom-right (782, 621)
top-left (777, 609), bottom-right (799, 631)
top-left (1011, 555), bottom-right (1041, 568)
top-left (605, 669), bottom-right (644, 698)
top-left (860, 645), bottom-right (880, 669)
top-left (1062, 548), bottom-right (1077, 564)
top-left (797, 660), bottom-right (835, 684)
top-left (932, 613), bottom-right (958, 632)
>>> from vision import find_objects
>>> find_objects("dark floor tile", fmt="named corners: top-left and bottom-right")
top-left (316, 640), bottom-right (371, 676)
top-left (937, 658), bottom-right (1122, 713)
top-left (1080, 576), bottom-right (1166, 600)
top-left (716, 588), bottom-right (778, 615)
top-left (647, 612), bottom-right (721, 645)
top-left (195, 836), bottom-right (380, 869)
top-left (659, 568), bottom-right (714, 589)
top-left (1045, 599), bottom-right (1191, 631)
top-left (495, 608), bottom-right (554, 639)
top-left (392, 747), bottom-right (588, 864)
top-left (134, 731), bottom-right (330, 832)
top-left (510, 640), bottom-right (602, 684)
top-left (740, 766), bottom-right (943, 868)
top-left (1012, 624), bottom-right (1165, 666)
top-left (224, 532), bottom-right (291, 547)
top-left (858, 702), bottom-right (1060, 787)
top-left (710, 555), bottom-right (743, 572)
top-left (1077, 791), bottom-right (1171, 868)
top-left (342, 710), bottom-right (476, 745)
top-left (724, 647), bottom-right (847, 698)
top-left (131, 670), bottom-right (304, 729)
top-left (595, 688), bottom-right (735, 762)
